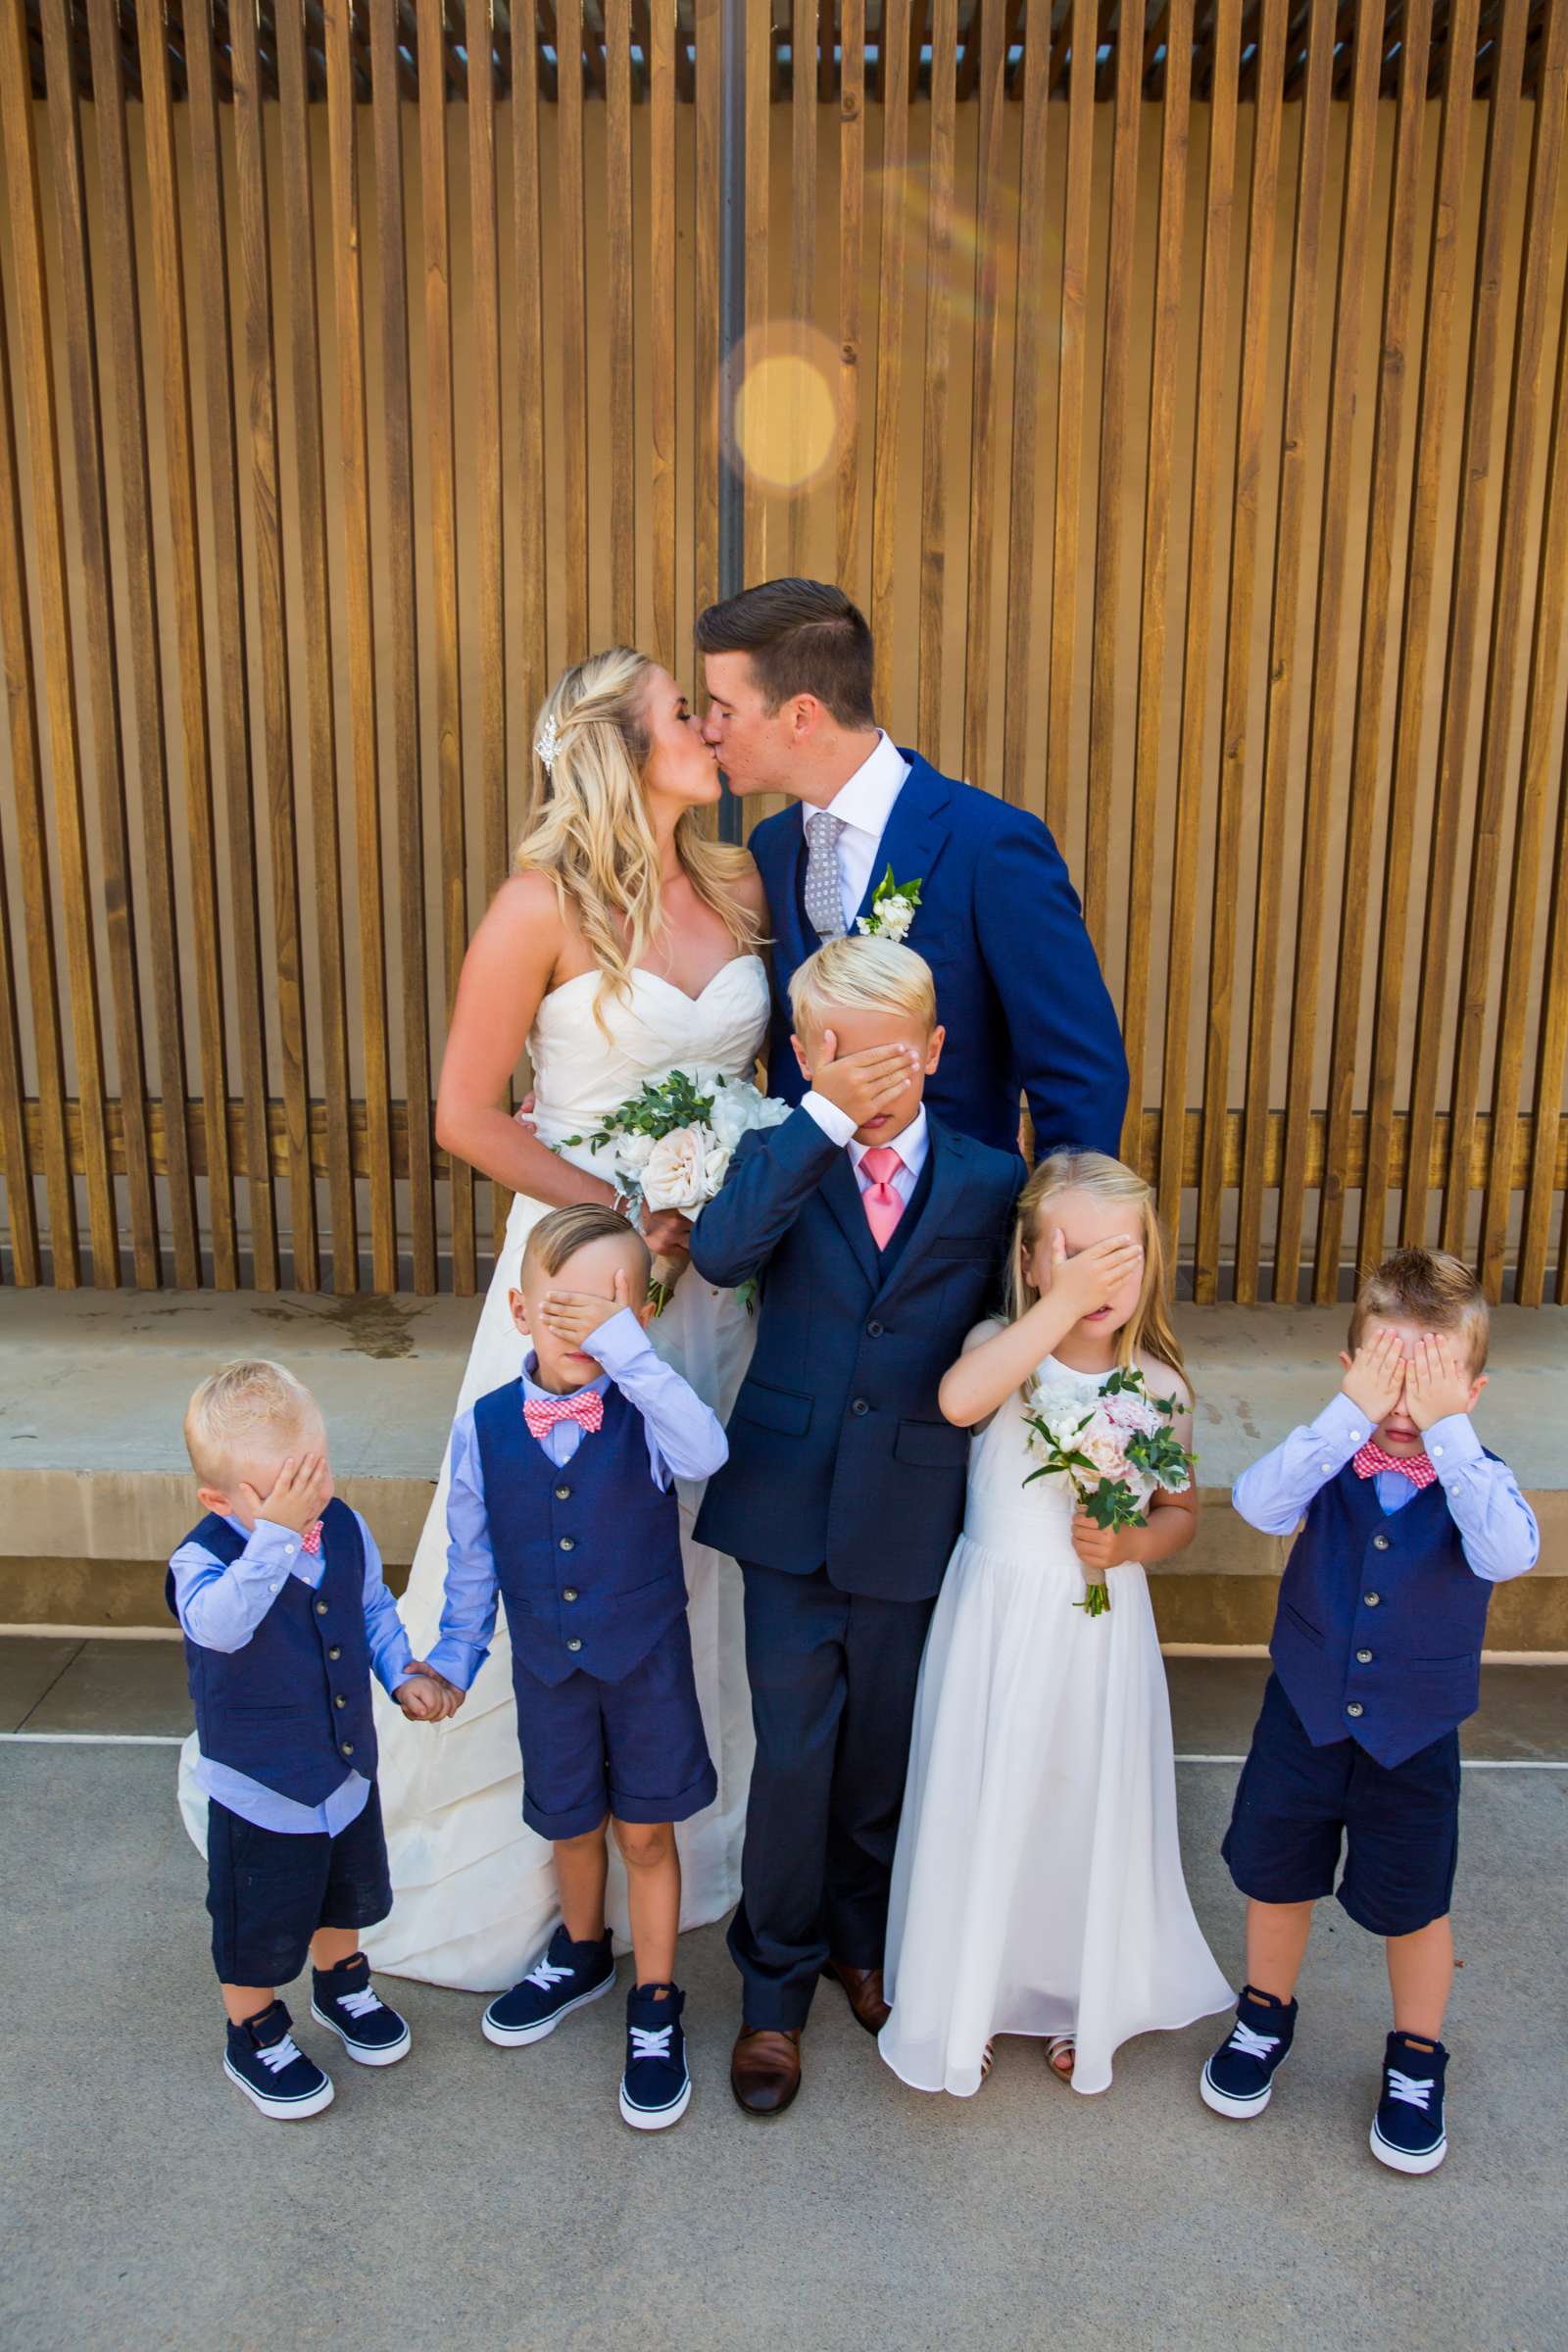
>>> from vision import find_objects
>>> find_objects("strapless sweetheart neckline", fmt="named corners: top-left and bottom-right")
top-left (544, 953), bottom-right (766, 1012)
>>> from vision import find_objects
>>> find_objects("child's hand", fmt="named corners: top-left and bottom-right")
top-left (1046, 1227), bottom-right (1145, 1322)
top-left (808, 1029), bottom-right (922, 1128)
top-left (1070, 1510), bottom-right (1128, 1574)
top-left (241, 1452), bottom-right (332, 1535)
top-left (1405, 1333), bottom-right (1479, 1431)
top-left (539, 1268), bottom-right (631, 1351)
top-left (397, 1670), bottom-right (463, 1723)
top-left (1340, 1327), bottom-right (1405, 1424)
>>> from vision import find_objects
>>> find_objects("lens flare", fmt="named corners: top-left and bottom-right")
top-left (728, 321), bottom-right (842, 494)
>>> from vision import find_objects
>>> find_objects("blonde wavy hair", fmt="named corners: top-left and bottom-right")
top-left (1007, 1151), bottom-right (1186, 1395)
top-left (514, 648), bottom-right (761, 1021)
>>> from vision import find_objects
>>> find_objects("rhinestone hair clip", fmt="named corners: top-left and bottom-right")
top-left (534, 713), bottom-right (560, 771)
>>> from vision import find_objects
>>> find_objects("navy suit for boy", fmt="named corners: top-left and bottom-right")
top-left (693, 1103), bottom-right (1022, 2029)
top-left (747, 749), bottom-right (1127, 1158)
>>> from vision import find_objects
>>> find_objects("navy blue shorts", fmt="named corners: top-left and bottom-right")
top-left (1222, 1674), bottom-right (1460, 1937)
top-left (515, 1612), bottom-right (716, 1843)
top-left (207, 1783), bottom-right (392, 1987)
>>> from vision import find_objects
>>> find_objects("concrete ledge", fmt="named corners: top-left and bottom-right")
top-left (2, 1291), bottom-right (1563, 1637)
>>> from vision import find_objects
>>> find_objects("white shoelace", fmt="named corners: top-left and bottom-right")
top-left (259, 2034), bottom-right (306, 2075)
top-left (1387, 2068), bottom-right (1435, 2112)
top-left (1226, 2020), bottom-right (1280, 2063)
top-left (337, 1985), bottom-right (383, 2021)
top-left (628, 2024), bottom-right (673, 2062)
top-left (525, 1956), bottom-right (574, 1992)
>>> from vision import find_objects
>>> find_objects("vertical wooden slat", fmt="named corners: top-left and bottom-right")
top-left (468, 0), bottom-right (511, 1255)
top-left (0, 0), bottom-right (116, 1284)
top-left (370, 0), bottom-right (436, 1293)
top-left (1314, 0), bottom-right (1436, 1298)
top-left (417, 0), bottom-right (476, 1293)
top-left (694, 0), bottom-right (721, 629)
top-left (1440, 0), bottom-right (1567, 1260)
top-left (1081, 0), bottom-right (1144, 950)
top-left (1400, 0), bottom-right (1527, 1250)
top-left (918, 0), bottom-right (958, 753)
top-left (558, 0), bottom-right (590, 653)
top-left (39, 0), bottom-right (157, 1284)
top-left (959, 0), bottom-right (1007, 785)
top-left (184, 0), bottom-right (278, 1287)
top-left (86, 0), bottom-right (200, 1287)
top-left (606, 0), bottom-right (637, 640)
top-left (1272, 0), bottom-right (1383, 1300)
top-left (835, 0), bottom-right (866, 600)
top-left (743, 0), bottom-right (771, 582)
top-left (1494, 168), bottom-right (1568, 1299)
top-left (277, 0), bottom-right (356, 1292)
top-left (1045, 0), bottom-right (1095, 843)
top-left (1233, 0), bottom-right (1334, 1303)
top-left (650, 0), bottom-right (677, 669)
top-left (142, 0), bottom-right (236, 1290)
top-left (1120, 0), bottom-right (1193, 1163)
top-left (0, 816), bottom-right (34, 1284)
top-left (787, 0), bottom-right (818, 575)
top-left (1157, 0), bottom-right (1241, 1257)
top-left (325, 0), bottom-right (397, 1293)
top-left (231, 0), bottom-right (318, 1288)
top-left (870, 0), bottom-right (912, 714)
top-left (1001, 0), bottom-right (1050, 809)
top-left (1356, 0), bottom-right (1481, 1278)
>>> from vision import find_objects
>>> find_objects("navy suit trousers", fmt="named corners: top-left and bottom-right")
top-left (727, 1561), bottom-right (934, 2031)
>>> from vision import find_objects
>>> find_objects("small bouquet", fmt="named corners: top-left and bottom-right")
top-left (1022, 1365), bottom-right (1195, 1618)
top-left (562, 1067), bottom-right (790, 1312)
top-left (856, 864), bottom-right (922, 943)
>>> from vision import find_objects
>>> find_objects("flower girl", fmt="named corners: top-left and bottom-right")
top-left (878, 1152), bottom-right (1231, 2097)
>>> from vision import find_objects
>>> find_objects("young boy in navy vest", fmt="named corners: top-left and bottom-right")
top-left (171, 1360), bottom-right (454, 2120)
top-left (1201, 1250), bottom-right (1538, 2173)
top-left (419, 1203), bottom-right (728, 2132)
top-left (690, 936), bottom-right (1024, 2117)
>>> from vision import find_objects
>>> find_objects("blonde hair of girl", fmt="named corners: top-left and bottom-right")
top-left (1007, 1151), bottom-right (1186, 1393)
top-left (514, 647), bottom-right (761, 1020)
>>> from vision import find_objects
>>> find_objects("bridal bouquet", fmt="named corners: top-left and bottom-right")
top-left (1022, 1365), bottom-right (1195, 1618)
top-left (562, 1068), bottom-right (790, 1312)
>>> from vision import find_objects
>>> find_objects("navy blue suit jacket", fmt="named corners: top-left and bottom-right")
top-left (748, 751), bottom-right (1128, 1158)
top-left (691, 1106), bottom-right (1023, 1599)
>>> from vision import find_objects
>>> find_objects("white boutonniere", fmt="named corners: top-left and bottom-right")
top-left (856, 864), bottom-right (922, 944)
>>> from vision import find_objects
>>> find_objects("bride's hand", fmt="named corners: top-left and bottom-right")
top-left (640, 1207), bottom-right (694, 1258)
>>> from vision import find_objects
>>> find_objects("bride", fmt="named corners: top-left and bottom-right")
top-left (175, 648), bottom-right (769, 1991)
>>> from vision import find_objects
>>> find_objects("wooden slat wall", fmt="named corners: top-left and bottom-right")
top-left (2, 2), bottom-right (1566, 1305)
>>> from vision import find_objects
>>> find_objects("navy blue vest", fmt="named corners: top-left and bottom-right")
top-left (473, 1376), bottom-right (688, 1691)
top-left (168, 1496), bottom-right (378, 1805)
top-left (1270, 1460), bottom-right (1497, 1768)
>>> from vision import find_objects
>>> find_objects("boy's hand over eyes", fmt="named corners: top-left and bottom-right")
top-left (1405, 1334), bottom-right (1479, 1431)
top-left (241, 1453), bottom-right (332, 1536)
top-left (808, 1030), bottom-right (921, 1129)
top-left (1340, 1328), bottom-right (1405, 1426)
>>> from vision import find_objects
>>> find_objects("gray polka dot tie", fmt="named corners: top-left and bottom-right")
top-left (805, 810), bottom-right (848, 942)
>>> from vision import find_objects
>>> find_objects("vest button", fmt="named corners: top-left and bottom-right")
top-left (1346, 1702), bottom-right (1364, 1719)
top-left (341, 1741), bottom-right (355, 1756)
top-left (867, 1320), bottom-right (884, 1338)
top-left (1364, 1591), bottom-right (1381, 1606)
top-left (327, 1646), bottom-right (342, 1661)
top-left (556, 1486), bottom-right (571, 1501)
top-left (316, 1600), bottom-right (329, 1615)
top-left (566, 1638), bottom-right (583, 1653)
top-left (335, 1693), bottom-right (347, 1709)
top-left (852, 1397), bottom-right (869, 1417)
top-left (1356, 1648), bottom-right (1373, 1664)
top-left (563, 1587), bottom-right (579, 1603)
top-left (560, 1535), bottom-right (576, 1551)
top-left (1372, 1534), bottom-right (1391, 1551)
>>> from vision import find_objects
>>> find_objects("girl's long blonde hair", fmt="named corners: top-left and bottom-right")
top-left (1007, 1151), bottom-right (1186, 1392)
top-left (514, 648), bottom-right (761, 1018)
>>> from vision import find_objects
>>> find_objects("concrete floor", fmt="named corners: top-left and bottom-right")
top-left (4, 1679), bottom-right (1567, 2352)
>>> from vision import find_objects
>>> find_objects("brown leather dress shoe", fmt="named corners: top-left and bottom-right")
top-left (730, 2025), bottom-right (803, 2117)
top-left (821, 1959), bottom-right (891, 2034)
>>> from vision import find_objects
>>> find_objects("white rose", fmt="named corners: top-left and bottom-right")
top-left (709, 1083), bottom-right (767, 1151)
top-left (640, 1124), bottom-right (711, 1213)
top-left (877, 895), bottom-right (915, 943)
top-left (1076, 1427), bottom-right (1130, 1484)
top-left (615, 1132), bottom-right (657, 1175)
top-left (703, 1143), bottom-right (733, 1194)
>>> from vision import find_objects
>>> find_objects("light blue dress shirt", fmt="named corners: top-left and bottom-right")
top-left (1233, 1391), bottom-right (1538, 1584)
top-left (425, 1307), bottom-right (728, 1693)
top-left (171, 1508), bottom-right (417, 1835)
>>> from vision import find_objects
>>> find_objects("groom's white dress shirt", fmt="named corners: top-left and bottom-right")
top-left (804, 730), bottom-right (912, 931)
top-left (800, 1099), bottom-right (930, 1207)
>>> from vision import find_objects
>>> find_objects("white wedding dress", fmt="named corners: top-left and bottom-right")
top-left (879, 1352), bottom-right (1232, 2096)
top-left (178, 956), bottom-right (770, 1992)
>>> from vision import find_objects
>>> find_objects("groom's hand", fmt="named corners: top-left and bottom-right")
top-left (807, 1030), bottom-right (922, 1129)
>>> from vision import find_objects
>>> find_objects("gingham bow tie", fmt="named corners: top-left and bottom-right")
top-left (300, 1519), bottom-right (324, 1555)
top-left (1352, 1440), bottom-right (1438, 1491)
top-left (523, 1390), bottom-right (605, 1443)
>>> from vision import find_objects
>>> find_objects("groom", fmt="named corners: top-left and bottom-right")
top-left (697, 576), bottom-right (1127, 1160)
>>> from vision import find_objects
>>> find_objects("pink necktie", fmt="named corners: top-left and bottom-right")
top-left (1353, 1439), bottom-right (1438, 1490)
top-left (859, 1146), bottom-right (906, 1250)
top-left (301, 1519), bottom-right (323, 1556)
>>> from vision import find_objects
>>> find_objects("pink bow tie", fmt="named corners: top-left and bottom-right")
top-left (300, 1519), bottom-right (323, 1556)
top-left (859, 1145), bottom-right (906, 1250)
top-left (523, 1389), bottom-right (606, 1443)
top-left (1353, 1440), bottom-right (1438, 1491)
